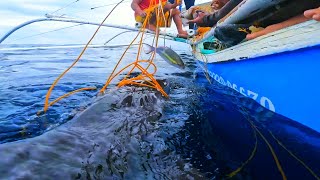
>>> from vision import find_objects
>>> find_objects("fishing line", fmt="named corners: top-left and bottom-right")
top-left (104, 30), bottom-right (133, 45)
top-left (7, 24), bottom-right (84, 43)
top-left (222, 105), bottom-right (287, 179)
top-left (199, 54), bottom-right (212, 84)
top-left (253, 124), bottom-right (287, 180)
top-left (90, 1), bottom-right (130, 10)
top-left (227, 119), bottom-right (258, 178)
top-left (268, 130), bottom-right (320, 179)
top-left (62, 0), bottom-right (129, 20)
top-left (250, 111), bottom-right (319, 179)
top-left (216, 106), bottom-right (258, 178)
top-left (227, 98), bottom-right (319, 179)
top-left (56, 0), bottom-right (129, 23)
top-left (50, 0), bottom-right (81, 15)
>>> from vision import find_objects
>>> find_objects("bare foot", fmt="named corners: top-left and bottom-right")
top-left (304, 7), bottom-right (320, 21)
top-left (177, 30), bottom-right (188, 38)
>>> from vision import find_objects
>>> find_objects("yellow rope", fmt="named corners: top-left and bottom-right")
top-left (254, 124), bottom-right (287, 180)
top-left (227, 122), bottom-right (258, 178)
top-left (38, 87), bottom-right (96, 115)
top-left (225, 106), bottom-right (286, 179)
top-left (100, 0), bottom-right (168, 97)
top-left (41, 0), bottom-right (125, 113)
top-left (268, 130), bottom-right (320, 180)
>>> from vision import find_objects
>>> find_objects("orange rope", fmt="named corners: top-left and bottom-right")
top-left (100, 0), bottom-right (168, 97)
top-left (41, 0), bottom-right (125, 113)
top-left (41, 0), bottom-right (170, 113)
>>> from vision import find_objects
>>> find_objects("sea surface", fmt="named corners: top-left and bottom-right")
top-left (0, 43), bottom-right (319, 179)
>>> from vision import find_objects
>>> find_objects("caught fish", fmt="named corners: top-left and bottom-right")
top-left (144, 44), bottom-right (185, 69)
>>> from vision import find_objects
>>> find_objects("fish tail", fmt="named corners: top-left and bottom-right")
top-left (144, 43), bottom-right (154, 54)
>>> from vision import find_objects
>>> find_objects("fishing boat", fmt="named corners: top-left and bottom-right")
top-left (188, 0), bottom-right (320, 132)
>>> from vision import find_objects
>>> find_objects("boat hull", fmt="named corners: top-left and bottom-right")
top-left (196, 45), bottom-right (320, 132)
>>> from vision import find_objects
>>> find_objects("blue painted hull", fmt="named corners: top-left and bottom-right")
top-left (197, 45), bottom-right (320, 132)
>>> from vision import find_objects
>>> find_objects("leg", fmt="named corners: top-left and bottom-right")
top-left (146, 24), bottom-right (157, 31)
top-left (304, 7), bottom-right (320, 21)
top-left (171, 9), bottom-right (188, 37)
top-left (184, 0), bottom-right (196, 29)
top-left (246, 14), bottom-right (308, 40)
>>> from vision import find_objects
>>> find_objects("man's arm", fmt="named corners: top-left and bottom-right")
top-left (131, 0), bottom-right (146, 17)
top-left (189, 0), bottom-right (243, 27)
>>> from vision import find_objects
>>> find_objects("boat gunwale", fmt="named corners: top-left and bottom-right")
top-left (193, 20), bottom-right (320, 63)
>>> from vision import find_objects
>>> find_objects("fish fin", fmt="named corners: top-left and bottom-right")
top-left (144, 43), bottom-right (154, 54)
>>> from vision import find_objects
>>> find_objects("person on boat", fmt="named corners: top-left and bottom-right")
top-left (188, 0), bottom-right (242, 27)
top-left (131, 0), bottom-right (188, 38)
top-left (214, 0), bottom-right (320, 47)
top-left (247, 6), bottom-right (320, 40)
top-left (182, 0), bottom-right (229, 19)
top-left (168, 0), bottom-right (195, 29)
top-left (180, 0), bottom-right (230, 32)
top-left (304, 7), bottom-right (320, 21)
top-left (211, 0), bottom-right (229, 11)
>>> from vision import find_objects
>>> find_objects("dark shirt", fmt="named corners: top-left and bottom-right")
top-left (258, 0), bottom-right (320, 27)
top-left (168, 0), bottom-right (195, 9)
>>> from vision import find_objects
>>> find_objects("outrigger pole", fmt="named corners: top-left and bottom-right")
top-left (0, 17), bottom-right (178, 44)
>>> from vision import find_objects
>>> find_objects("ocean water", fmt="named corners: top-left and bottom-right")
top-left (0, 44), bottom-right (319, 179)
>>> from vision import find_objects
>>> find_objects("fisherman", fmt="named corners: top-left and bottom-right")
top-left (304, 7), bottom-right (320, 21)
top-left (169, 0), bottom-right (195, 29)
top-left (188, 0), bottom-right (242, 27)
top-left (211, 0), bottom-right (229, 11)
top-left (131, 0), bottom-right (188, 38)
top-left (181, 0), bottom-right (229, 21)
top-left (199, 0), bottom-right (320, 48)
top-left (246, 5), bottom-right (320, 40)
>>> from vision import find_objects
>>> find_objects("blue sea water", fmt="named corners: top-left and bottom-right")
top-left (0, 44), bottom-right (319, 179)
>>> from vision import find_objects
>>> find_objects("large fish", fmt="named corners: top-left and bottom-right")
top-left (144, 44), bottom-right (185, 69)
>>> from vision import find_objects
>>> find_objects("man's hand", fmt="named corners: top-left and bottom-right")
top-left (132, 0), bottom-right (146, 17)
top-left (188, 11), bottom-right (206, 25)
top-left (136, 9), bottom-right (146, 17)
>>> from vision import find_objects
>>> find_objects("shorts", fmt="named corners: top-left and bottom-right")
top-left (135, 9), bottom-right (172, 28)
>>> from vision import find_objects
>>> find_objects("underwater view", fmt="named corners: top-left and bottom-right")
top-left (0, 44), bottom-right (319, 179)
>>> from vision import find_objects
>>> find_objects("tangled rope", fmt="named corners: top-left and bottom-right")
top-left (99, 0), bottom-right (169, 96)
top-left (40, 0), bottom-right (169, 114)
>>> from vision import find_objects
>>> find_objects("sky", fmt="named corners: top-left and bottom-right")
top-left (0, 0), bottom-right (209, 45)
top-left (0, 0), bottom-right (138, 44)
